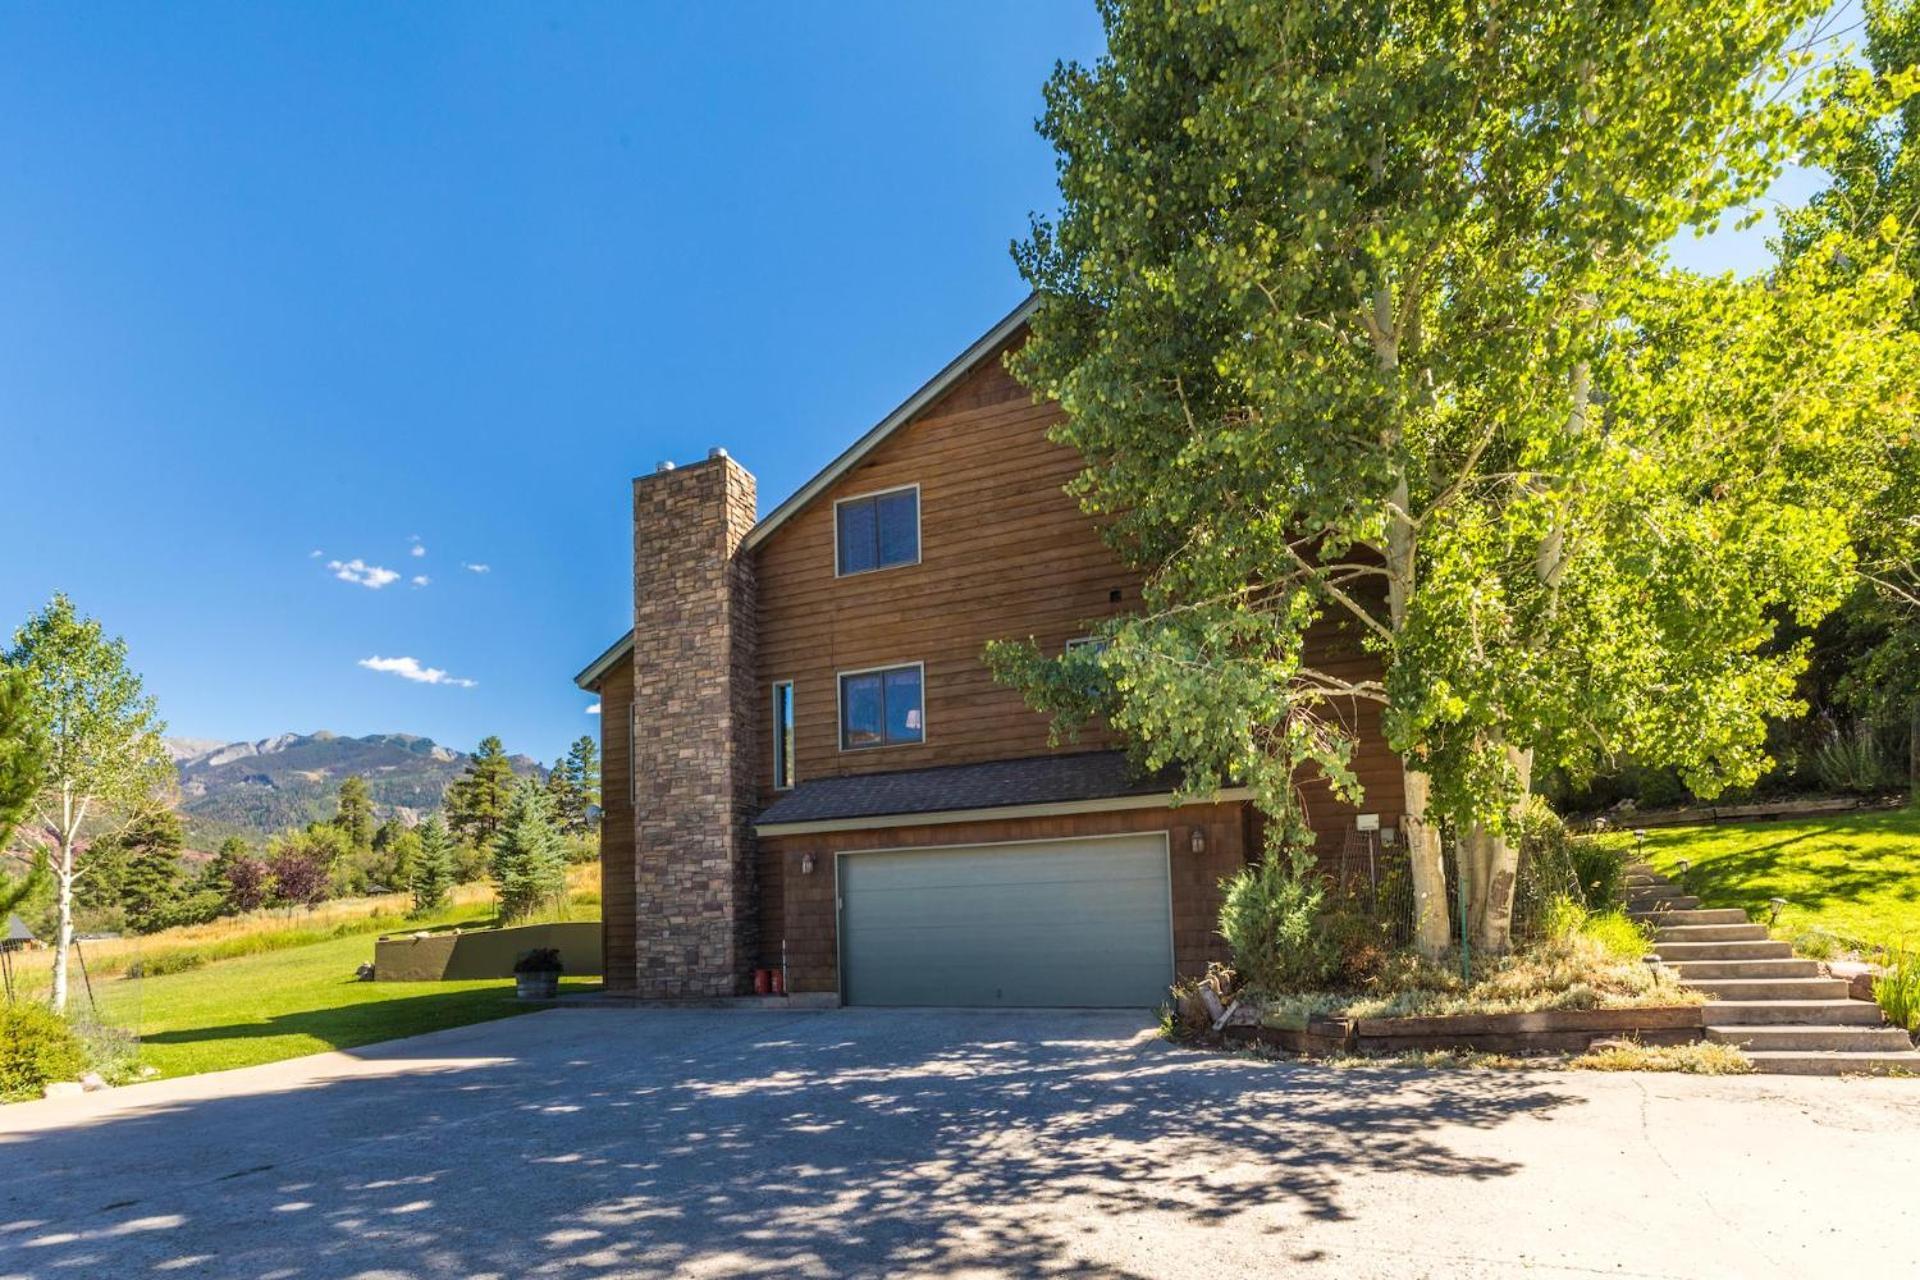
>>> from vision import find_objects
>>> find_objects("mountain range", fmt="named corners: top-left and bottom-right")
top-left (169, 731), bottom-right (543, 844)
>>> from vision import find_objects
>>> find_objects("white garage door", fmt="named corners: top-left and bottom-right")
top-left (838, 833), bottom-right (1174, 1008)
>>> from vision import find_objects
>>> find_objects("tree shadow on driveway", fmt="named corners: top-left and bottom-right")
top-left (0, 1009), bottom-right (1580, 1278)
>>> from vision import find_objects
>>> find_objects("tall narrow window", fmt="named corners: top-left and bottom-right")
top-left (835, 486), bottom-right (919, 575)
top-left (772, 680), bottom-right (795, 790)
top-left (839, 663), bottom-right (924, 750)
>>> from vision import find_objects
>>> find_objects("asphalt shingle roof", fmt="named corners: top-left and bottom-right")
top-left (754, 750), bottom-right (1180, 828)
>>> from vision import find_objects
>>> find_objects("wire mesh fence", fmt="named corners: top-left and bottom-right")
top-left (1317, 825), bottom-right (1594, 953)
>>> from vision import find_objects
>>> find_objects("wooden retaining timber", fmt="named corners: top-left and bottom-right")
top-left (1224, 1005), bottom-right (1706, 1057)
top-left (1593, 796), bottom-right (1899, 830)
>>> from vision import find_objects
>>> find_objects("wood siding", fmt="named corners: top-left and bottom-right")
top-left (763, 801), bottom-right (1250, 995)
top-left (751, 348), bottom-right (1140, 799)
top-left (596, 660), bottom-right (636, 992)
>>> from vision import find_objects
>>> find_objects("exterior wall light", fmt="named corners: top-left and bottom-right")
top-left (800, 852), bottom-right (816, 875)
top-left (1189, 827), bottom-right (1206, 855)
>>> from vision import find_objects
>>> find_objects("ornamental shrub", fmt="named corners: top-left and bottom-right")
top-left (0, 1003), bottom-right (87, 1101)
top-left (1217, 848), bottom-right (1334, 994)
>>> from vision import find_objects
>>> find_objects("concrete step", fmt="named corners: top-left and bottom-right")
top-left (1739, 1050), bottom-right (1920, 1076)
top-left (1691, 976), bottom-right (1852, 1001)
top-left (1661, 908), bottom-right (1747, 925)
top-left (1693, 999), bottom-right (1886, 1026)
top-left (1626, 896), bottom-right (1703, 913)
top-left (1708, 1024), bottom-right (1916, 1052)
top-left (1668, 958), bottom-right (1821, 979)
top-left (1655, 922), bottom-right (1769, 943)
top-left (1655, 939), bottom-right (1794, 961)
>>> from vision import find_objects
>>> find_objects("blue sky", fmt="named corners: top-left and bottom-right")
top-left (0, 4), bottom-right (1840, 765)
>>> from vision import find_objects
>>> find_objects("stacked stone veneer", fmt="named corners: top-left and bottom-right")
top-left (626, 455), bottom-right (759, 998)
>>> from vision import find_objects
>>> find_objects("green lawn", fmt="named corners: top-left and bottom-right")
top-left (1625, 807), bottom-right (1920, 956)
top-left (84, 931), bottom-right (594, 1079)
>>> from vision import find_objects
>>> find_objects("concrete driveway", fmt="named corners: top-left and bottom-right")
top-left (0, 1008), bottom-right (1915, 1279)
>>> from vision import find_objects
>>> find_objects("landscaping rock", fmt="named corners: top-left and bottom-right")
top-left (42, 1081), bottom-right (83, 1099)
top-left (355, 962), bottom-right (376, 981)
top-left (1825, 960), bottom-right (1880, 1002)
top-left (79, 1072), bottom-right (108, 1092)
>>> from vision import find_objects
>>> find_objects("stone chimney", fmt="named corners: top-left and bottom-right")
top-left (625, 453), bottom-right (758, 998)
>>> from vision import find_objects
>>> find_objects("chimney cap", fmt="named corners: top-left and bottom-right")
top-left (708, 447), bottom-right (729, 461)
top-left (655, 460), bottom-right (676, 473)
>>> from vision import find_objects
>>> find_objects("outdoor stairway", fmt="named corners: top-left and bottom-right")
top-left (1624, 863), bottom-right (1920, 1076)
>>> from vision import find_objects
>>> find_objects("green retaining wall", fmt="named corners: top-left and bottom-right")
top-left (374, 920), bottom-right (602, 981)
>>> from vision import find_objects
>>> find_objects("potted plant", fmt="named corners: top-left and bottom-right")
top-left (513, 947), bottom-right (564, 1000)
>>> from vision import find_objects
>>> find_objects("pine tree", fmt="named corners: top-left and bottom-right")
top-left (489, 779), bottom-right (566, 922)
top-left (333, 775), bottom-right (375, 856)
top-left (0, 666), bottom-right (48, 856)
top-left (543, 756), bottom-right (577, 831)
top-left (445, 736), bottom-right (514, 848)
top-left (409, 815), bottom-right (455, 917)
top-left (563, 735), bottom-right (600, 833)
top-left (203, 835), bottom-right (253, 912)
top-left (107, 809), bottom-right (185, 933)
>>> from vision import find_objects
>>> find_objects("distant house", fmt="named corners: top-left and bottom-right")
top-left (3, 914), bottom-right (38, 952)
top-left (575, 296), bottom-right (1397, 1009)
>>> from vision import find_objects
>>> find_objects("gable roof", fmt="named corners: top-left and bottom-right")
top-left (575, 292), bottom-right (1042, 691)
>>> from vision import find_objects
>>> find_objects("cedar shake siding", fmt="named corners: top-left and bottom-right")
top-left (596, 659), bottom-right (636, 992)
top-left (750, 350), bottom-right (1142, 797)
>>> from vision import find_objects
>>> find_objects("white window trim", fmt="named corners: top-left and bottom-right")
top-left (832, 483), bottom-right (922, 578)
top-left (835, 660), bottom-right (927, 752)
top-left (772, 679), bottom-right (796, 791)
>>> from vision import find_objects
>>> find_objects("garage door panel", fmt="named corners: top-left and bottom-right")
top-left (839, 835), bottom-right (1173, 1008)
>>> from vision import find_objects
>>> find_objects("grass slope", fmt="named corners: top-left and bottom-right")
top-left (90, 932), bottom-right (591, 1078)
top-left (9, 868), bottom-right (602, 1082)
top-left (1626, 806), bottom-right (1920, 955)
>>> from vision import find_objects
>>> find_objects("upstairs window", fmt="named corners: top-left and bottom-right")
top-left (772, 680), bottom-right (795, 790)
top-left (839, 663), bottom-right (924, 750)
top-left (835, 485), bottom-right (919, 576)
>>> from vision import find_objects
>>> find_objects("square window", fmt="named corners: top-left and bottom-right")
top-left (839, 664), bottom-right (924, 750)
top-left (835, 487), bottom-right (919, 575)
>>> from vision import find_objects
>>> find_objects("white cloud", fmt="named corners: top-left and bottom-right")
top-left (462, 562), bottom-right (491, 574)
top-left (410, 544), bottom-right (427, 558)
top-left (328, 558), bottom-right (401, 589)
top-left (309, 549), bottom-right (324, 558)
top-left (410, 574), bottom-right (430, 587)
top-left (357, 655), bottom-right (476, 688)
top-left (585, 702), bottom-right (601, 715)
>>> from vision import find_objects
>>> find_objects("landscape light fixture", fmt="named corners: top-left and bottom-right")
top-left (1769, 897), bottom-right (1788, 927)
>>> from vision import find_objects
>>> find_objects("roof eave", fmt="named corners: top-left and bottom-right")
top-left (740, 292), bottom-right (1041, 552)
top-left (574, 630), bottom-right (634, 691)
top-left (572, 292), bottom-right (1043, 693)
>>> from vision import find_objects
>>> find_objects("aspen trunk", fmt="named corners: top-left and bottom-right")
top-left (1467, 744), bottom-right (1531, 954)
top-left (52, 837), bottom-right (73, 1013)
top-left (1401, 767), bottom-right (1452, 959)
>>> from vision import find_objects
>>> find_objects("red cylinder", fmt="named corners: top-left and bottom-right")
top-left (771, 969), bottom-right (785, 995)
top-left (753, 968), bottom-right (771, 995)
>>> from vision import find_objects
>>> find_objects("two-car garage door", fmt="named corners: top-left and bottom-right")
top-left (837, 833), bottom-right (1174, 1008)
